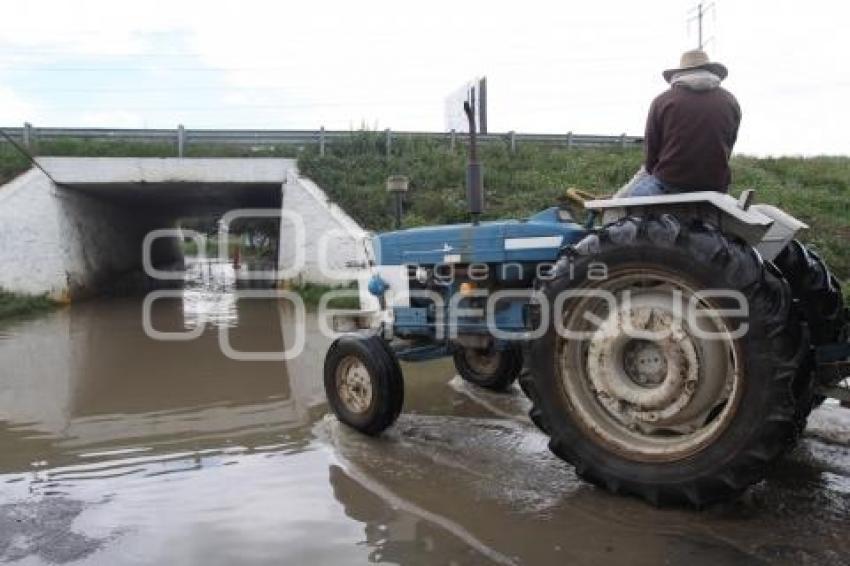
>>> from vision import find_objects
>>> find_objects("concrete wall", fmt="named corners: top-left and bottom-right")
top-left (57, 185), bottom-right (168, 297)
top-left (0, 169), bottom-right (67, 297)
top-left (41, 156), bottom-right (293, 185)
top-left (279, 169), bottom-right (369, 286)
top-left (0, 168), bottom-right (176, 299)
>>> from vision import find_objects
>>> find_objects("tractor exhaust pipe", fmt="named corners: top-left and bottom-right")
top-left (463, 101), bottom-right (484, 223)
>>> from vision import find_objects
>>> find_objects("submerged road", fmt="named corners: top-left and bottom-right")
top-left (0, 260), bottom-right (848, 565)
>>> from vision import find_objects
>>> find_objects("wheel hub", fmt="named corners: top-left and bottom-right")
top-left (336, 357), bottom-right (373, 414)
top-left (622, 339), bottom-right (668, 388)
top-left (587, 303), bottom-right (701, 431)
top-left (465, 348), bottom-right (501, 376)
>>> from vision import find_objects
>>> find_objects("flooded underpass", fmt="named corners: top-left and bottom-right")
top-left (1, 260), bottom-right (849, 565)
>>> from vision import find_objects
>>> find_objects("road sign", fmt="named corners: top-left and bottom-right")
top-left (444, 77), bottom-right (487, 134)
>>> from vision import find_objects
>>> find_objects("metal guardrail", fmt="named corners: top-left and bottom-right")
top-left (1, 123), bottom-right (643, 157)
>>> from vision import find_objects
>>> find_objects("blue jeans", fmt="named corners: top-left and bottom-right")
top-left (623, 174), bottom-right (675, 197)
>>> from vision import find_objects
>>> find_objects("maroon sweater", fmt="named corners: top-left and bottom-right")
top-left (644, 85), bottom-right (741, 192)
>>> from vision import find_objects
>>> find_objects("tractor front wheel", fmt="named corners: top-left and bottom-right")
top-left (453, 344), bottom-right (523, 392)
top-left (324, 335), bottom-right (404, 436)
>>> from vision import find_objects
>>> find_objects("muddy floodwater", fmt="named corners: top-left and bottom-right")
top-left (1, 261), bottom-right (849, 565)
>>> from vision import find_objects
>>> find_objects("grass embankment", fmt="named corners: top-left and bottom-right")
top-left (298, 133), bottom-right (850, 295)
top-left (0, 289), bottom-right (58, 320)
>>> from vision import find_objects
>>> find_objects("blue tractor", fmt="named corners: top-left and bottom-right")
top-left (324, 103), bottom-right (849, 506)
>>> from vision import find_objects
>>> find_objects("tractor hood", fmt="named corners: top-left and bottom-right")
top-left (372, 207), bottom-right (587, 266)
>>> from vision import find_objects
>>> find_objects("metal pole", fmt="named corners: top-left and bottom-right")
top-left (566, 131), bottom-right (573, 149)
top-left (385, 128), bottom-right (392, 159)
top-left (509, 131), bottom-right (517, 154)
top-left (464, 101), bottom-right (483, 223)
top-left (620, 133), bottom-right (627, 149)
top-left (23, 122), bottom-right (32, 149)
top-left (478, 77), bottom-right (488, 134)
top-left (450, 129), bottom-right (456, 152)
top-left (698, 2), bottom-right (703, 49)
top-left (688, 2), bottom-right (713, 50)
top-left (394, 192), bottom-right (403, 229)
top-left (319, 126), bottom-right (326, 156)
top-left (177, 124), bottom-right (186, 157)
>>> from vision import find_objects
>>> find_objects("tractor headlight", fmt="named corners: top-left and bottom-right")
top-left (367, 274), bottom-right (389, 297)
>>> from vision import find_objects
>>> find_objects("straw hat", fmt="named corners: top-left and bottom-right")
top-left (663, 49), bottom-right (728, 83)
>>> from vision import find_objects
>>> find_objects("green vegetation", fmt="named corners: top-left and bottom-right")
top-left (291, 282), bottom-right (360, 309)
top-left (0, 288), bottom-right (58, 320)
top-left (33, 138), bottom-right (300, 159)
top-left (299, 132), bottom-right (641, 230)
top-left (0, 144), bottom-right (30, 184)
top-left (732, 156), bottom-right (850, 283)
top-left (181, 232), bottom-right (278, 267)
top-left (182, 235), bottom-right (242, 258)
top-left (298, 132), bottom-right (850, 288)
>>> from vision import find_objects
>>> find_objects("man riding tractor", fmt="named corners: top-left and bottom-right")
top-left (619, 49), bottom-right (741, 198)
top-left (324, 49), bottom-right (848, 507)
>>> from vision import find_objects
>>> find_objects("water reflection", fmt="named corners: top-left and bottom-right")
top-left (0, 291), bottom-right (313, 475)
top-left (328, 463), bottom-right (510, 565)
top-left (182, 258), bottom-right (239, 330)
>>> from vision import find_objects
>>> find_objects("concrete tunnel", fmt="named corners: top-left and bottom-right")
top-left (0, 157), bottom-right (368, 299)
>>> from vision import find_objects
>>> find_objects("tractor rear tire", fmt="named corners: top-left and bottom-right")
top-left (774, 240), bottom-right (849, 421)
top-left (324, 334), bottom-right (404, 436)
top-left (453, 344), bottom-right (523, 392)
top-left (775, 240), bottom-right (846, 345)
top-left (523, 214), bottom-right (807, 507)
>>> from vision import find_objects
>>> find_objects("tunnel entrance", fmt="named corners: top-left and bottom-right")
top-left (59, 164), bottom-right (286, 296)
top-left (0, 157), bottom-right (294, 299)
top-left (57, 161), bottom-right (286, 297)
top-left (0, 156), bottom-right (368, 300)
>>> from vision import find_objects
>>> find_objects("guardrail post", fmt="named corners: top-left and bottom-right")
top-left (449, 129), bottom-right (456, 152)
top-left (620, 133), bottom-right (627, 149)
top-left (385, 128), bottom-right (392, 159)
top-left (177, 124), bottom-right (186, 157)
top-left (22, 122), bottom-right (33, 149)
top-left (509, 130), bottom-right (516, 153)
top-left (566, 131), bottom-right (573, 149)
top-left (319, 126), bottom-right (326, 156)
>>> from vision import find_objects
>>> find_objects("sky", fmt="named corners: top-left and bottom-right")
top-left (0, 0), bottom-right (847, 156)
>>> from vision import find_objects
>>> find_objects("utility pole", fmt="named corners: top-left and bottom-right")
top-left (688, 2), bottom-right (715, 50)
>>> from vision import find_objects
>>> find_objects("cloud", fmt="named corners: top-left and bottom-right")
top-left (0, 1), bottom-right (190, 56)
top-left (0, 87), bottom-right (36, 125)
top-left (74, 110), bottom-right (145, 128)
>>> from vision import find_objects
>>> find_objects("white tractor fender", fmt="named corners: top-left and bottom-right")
top-left (583, 191), bottom-right (808, 261)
